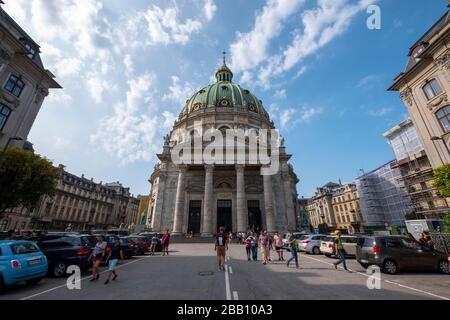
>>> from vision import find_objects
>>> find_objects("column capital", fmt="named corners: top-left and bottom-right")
top-left (235, 164), bottom-right (245, 172)
top-left (204, 164), bottom-right (214, 173)
top-left (177, 164), bottom-right (188, 173)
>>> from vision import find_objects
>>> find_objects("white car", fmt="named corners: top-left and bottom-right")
top-left (298, 234), bottom-right (327, 254)
top-left (320, 235), bottom-right (359, 257)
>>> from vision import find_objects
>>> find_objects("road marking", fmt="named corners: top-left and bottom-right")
top-left (233, 291), bottom-right (239, 300)
top-left (20, 257), bottom-right (145, 301)
top-left (300, 254), bottom-right (450, 301)
top-left (228, 266), bottom-right (233, 274)
top-left (224, 264), bottom-right (231, 301)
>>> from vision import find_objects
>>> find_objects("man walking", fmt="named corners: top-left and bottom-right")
top-left (161, 230), bottom-right (170, 256)
top-left (215, 227), bottom-right (228, 271)
top-left (333, 231), bottom-right (351, 272)
top-left (259, 229), bottom-right (270, 265)
top-left (287, 235), bottom-right (299, 269)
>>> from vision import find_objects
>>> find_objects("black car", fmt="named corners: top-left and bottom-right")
top-left (126, 236), bottom-right (149, 255)
top-left (356, 235), bottom-right (449, 275)
top-left (36, 234), bottom-right (96, 277)
top-left (104, 235), bottom-right (137, 259)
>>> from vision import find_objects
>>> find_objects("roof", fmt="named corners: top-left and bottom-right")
top-left (383, 118), bottom-right (413, 138)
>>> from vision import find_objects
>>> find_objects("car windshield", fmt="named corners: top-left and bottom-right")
top-left (399, 237), bottom-right (420, 249)
top-left (11, 242), bottom-right (40, 255)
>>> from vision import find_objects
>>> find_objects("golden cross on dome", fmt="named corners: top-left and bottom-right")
top-left (222, 50), bottom-right (227, 65)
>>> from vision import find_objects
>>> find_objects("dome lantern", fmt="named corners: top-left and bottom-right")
top-left (215, 51), bottom-right (233, 83)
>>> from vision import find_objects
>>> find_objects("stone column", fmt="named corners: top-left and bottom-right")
top-left (202, 165), bottom-right (214, 237)
top-left (172, 165), bottom-right (187, 235)
top-left (282, 169), bottom-right (297, 231)
top-left (236, 165), bottom-right (247, 233)
top-left (263, 170), bottom-right (276, 233)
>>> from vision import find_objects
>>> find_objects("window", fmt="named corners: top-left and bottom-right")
top-left (423, 79), bottom-right (442, 100)
top-left (436, 105), bottom-right (450, 133)
top-left (0, 103), bottom-right (11, 131)
top-left (24, 43), bottom-right (36, 59)
top-left (4, 75), bottom-right (25, 97)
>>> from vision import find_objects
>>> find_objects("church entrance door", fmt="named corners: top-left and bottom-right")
top-left (248, 200), bottom-right (262, 232)
top-left (188, 200), bottom-right (202, 234)
top-left (217, 200), bottom-right (232, 233)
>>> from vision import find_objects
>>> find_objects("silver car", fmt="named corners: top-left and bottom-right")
top-left (298, 234), bottom-right (326, 255)
top-left (320, 235), bottom-right (359, 257)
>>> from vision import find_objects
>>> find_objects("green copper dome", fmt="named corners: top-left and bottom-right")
top-left (179, 61), bottom-right (270, 120)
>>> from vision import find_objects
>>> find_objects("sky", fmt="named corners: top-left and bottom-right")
top-left (1, 0), bottom-right (448, 198)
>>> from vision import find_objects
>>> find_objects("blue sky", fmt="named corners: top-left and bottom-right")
top-left (2, 0), bottom-right (448, 197)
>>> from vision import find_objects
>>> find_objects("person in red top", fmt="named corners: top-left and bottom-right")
top-left (215, 227), bottom-right (228, 271)
top-left (161, 230), bottom-right (171, 256)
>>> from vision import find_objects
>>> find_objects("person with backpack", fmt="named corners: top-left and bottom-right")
top-left (333, 230), bottom-right (351, 273)
top-left (90, 235), bottom-right (107, 281)
top-left (215, 226), bottom-right (228, 271)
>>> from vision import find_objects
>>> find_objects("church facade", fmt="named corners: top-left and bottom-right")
top-left (146, 61), bottom-right (300, 236)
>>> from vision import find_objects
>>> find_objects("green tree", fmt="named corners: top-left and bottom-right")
top-left (0, 148), bottom-right (58, 216)
top-left (433, 163), bottom-right (450, 198)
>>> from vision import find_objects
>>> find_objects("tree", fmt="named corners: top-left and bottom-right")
top-left (444, 211), bottom-right (450, 233)
top-left (433, 163), bottom-right (450, 198)
top-left (0, 148), bottom-right (58, 216)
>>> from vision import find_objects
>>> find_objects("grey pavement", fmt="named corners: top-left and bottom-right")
top-left (0, 243), bottom-right (449, 300)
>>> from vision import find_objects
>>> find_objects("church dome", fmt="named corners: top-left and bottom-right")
top-left (178, 61), bottom-right (270, 121)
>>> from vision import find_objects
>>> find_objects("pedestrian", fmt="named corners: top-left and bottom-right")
top-left (150, 234), bottom-right (158, 255)
top-left (10, 229), bottom-right (21, 240)
top-left (244, 233), bottom-right (252, 261)
top-left (90, 235), bottom-right (108, 281)
top-left (333, 230), bottom-right (351, 273)
top-left (215, 226), bottom-right (228, 271)
top-left (250, 233), bottom-right (258, 261)
top-left (104, 237), bottom-right (124, 285)
top-left (286, 235), bottom-right (299, 269)
top-left (161, 230), bottom-right (170, 256)
top-left (273, 232), bottom-right (284, 261)
top-left (259, 229), bottom-right (270, 265)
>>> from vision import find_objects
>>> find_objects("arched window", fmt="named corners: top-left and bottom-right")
top-left (436, 105), bottom-right (450, 133)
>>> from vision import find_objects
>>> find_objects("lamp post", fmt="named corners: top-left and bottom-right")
top-left (431, 136), bottom-right (450, 155)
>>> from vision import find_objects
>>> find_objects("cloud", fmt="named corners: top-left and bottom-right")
top-left (123, 54), bottom-right (135, 76)
top-left (274, 89), bottom-right (287, 99)
top-left (162, 76), bottom-right (198, 107)
top-left (356, 74), bottom-right (381, 88)
top-left (86, 76), bottom-right (117, 104)
top-left (231, 0), bottom-right (376, 88)
top-left (280, 108), bottom-right (296, 127)
top-left (90, 74), bottom-right (162, 164)
top-left (368, 107), bottom-right (393, 117)
top-left (230, 0), bottom-right (305, 74)
top-left (270, 105), bottom-right (322, 129)
top-left (204, 0), bottom-right (217, 21)
top-left (299, 107), bottom-right (323, 122)
top-left (46, 91), bottom-right (73, 105)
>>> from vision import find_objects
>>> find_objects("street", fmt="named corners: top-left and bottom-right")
top-left (0, 243), bottom-right (449, 300)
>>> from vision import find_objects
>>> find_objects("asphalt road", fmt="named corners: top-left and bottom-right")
top-left (0, 243), bottom-right (449, 300)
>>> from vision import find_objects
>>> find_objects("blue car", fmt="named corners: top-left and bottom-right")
top-left (0, 240), bottom-right (48, 290)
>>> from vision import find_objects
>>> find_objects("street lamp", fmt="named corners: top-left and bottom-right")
top-left (431, 136), bottom-right (450, 155)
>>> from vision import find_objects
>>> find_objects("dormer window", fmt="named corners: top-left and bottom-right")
top-left (423, 79), bottom-right (442, 100)
top-left (24, 43), bottom-right (36, 59)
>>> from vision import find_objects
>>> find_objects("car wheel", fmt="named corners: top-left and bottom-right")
top-left (438, 260), bottom-right (449, 274)
top-left (25, 277), bottom-right (43, 285)
top-left (382, 259), bottom-right (398, 275)
top-left (52, 262), bottom-right (67, 278)
top-left (312, 247), bottom-right (320, 255)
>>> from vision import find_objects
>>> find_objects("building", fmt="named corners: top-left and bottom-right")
top-left (388, 9), bottom-right (450, 169)
top-left (146, 60), bottom-right (299, 235)
top-left (331, 184), bottom-right (362, 232)
top-left (0, 4), bottom-right (61, 149)
top-left (384, 119), bottom-right (448, 219)
top-left (0, 165), bottom-right (139, 232)
top-left (136, 195), bottom-right (151, 226)
top-left (306, 182), bottom-right (363, 233)
top-left (356, 161), bottom-right (412, 227)
top-left (297, 197), bottom-right (310, 231)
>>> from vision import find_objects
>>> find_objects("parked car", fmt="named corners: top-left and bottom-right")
top-left (0, 240), bottom-right (48, 290)
top-left (298, 234), bottom-right (327, 254)
top-left (282, 232), bottom-right (308, 248)
top-left (139, 233), bottom-right (163, 252)
top-left (104, 235), bottom-right (137, 259)
top-left (36, 234), bottom-right (95, 277)
top-left (356, 235), bottom-right (449, 275)
top-left (126, 236), bottom-right (149, 255)
top-left (320, 235), bottom-right (359, 257)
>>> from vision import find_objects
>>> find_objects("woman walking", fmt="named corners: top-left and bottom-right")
top-left (250, 233), bottom-right (258, 261)
top-left (273, 232), bottom-right (284, 261)
top-left (286, 235), bottom-right (299, 269)
top-left (104, 237), bottom-right (124, 285)
top-left (161, 230), bottom-right (170, 256)
top-left (244, 233), bottom-right (253, 261)
top-left (90, 235), bottom-right (107, 281)
top-left (259, 229), bottom-right (270, 265)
